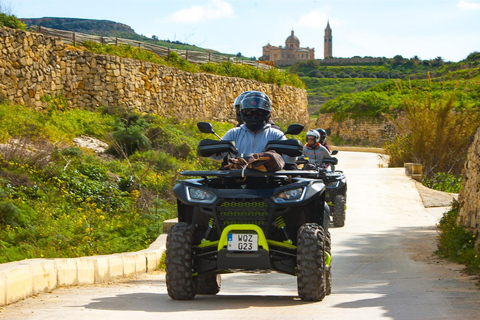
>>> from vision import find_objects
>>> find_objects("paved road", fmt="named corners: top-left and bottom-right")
top-left (2, 152), bottom-right (480, 320)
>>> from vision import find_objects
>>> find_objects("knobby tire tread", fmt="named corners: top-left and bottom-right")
top-left (297, 223), bottom-right (326, 301)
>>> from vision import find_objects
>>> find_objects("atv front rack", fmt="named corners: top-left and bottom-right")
top-left (180, 169), bottom-right (320, 178)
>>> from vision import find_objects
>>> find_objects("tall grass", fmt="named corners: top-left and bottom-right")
top-left (384, 80), bottom-right (480, 177)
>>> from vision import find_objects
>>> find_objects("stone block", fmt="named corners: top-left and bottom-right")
top-left (404, 163), bottom-right (423, 176)
top-left (162, 218), bottom-right (178, 233)
top-left (121, 254), bottom-right (137, 277)
top-left (55, 258), bottom-right (78, 287)
top-left (0, 262), bottom-right (33, 305)
top-left (108, 255), bottom-right (124, 280)
top-left (77, 258), bottom-right (95, 285)
top-left (0, 266), bottom-right (7, 306)
top-left (18, 259), bottom-right (57, 294)
top-left (144, 251), bottom-right (158, 272)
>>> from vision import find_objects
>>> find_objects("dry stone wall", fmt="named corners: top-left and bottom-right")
top-left (316, 113), bottom-right (398, 147)
top-left (457, 126), bottom-right (480, 241)
top-left (0, 27), bottom-right (308, 124)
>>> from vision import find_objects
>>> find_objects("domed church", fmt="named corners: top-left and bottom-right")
top-left (261, 30), bottom-right (315, 65)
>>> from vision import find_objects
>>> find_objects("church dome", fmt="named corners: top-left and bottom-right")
top-left (285, 30), bottom-right (300, 47)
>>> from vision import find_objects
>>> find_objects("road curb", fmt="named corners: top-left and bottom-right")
top-left (0, 233), bottom-right (167, 307)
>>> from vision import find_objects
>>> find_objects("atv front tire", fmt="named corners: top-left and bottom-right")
top-left (195, 273), bottom-right (221, 295)
top-left (297, 223), bottom-right (326, 301)
top-left (333, 195), bottom-right (346, 227)
top-left (165, 222), bottom-right (196, 300)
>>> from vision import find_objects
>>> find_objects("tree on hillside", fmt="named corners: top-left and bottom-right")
top-left (392, 55), bottom-right (404, 67)
top-left (431, 56), bottom-right (444, 67)
top-left (466, 52), bottom-right (480, 62)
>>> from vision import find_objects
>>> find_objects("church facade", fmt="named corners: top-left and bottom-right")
top-left (261, 30), bottom-right (315, 65)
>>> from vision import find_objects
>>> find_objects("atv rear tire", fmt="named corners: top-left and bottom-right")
top-left (333, 195), bottom-right (346, 227)
top-left (325, 230), bottom-right (332, 296)
top-left (297, 223), bottom-right (326, 301)
top-left (165, 222), bottom-right (196, 300)
top-left (195, 273), bottom-right (221, 295)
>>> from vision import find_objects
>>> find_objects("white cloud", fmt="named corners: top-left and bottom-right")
top-left (171, 0), bottom-right (233, 23)
top-left (458, 0), bottom-right (480, 10)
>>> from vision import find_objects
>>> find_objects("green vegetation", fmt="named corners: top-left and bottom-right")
top-left (437, 201), bottom-right (480, 273)
top-left (383, 84), bottom-right (480, 178)
top-left (302, 78), bottom-right (387, 115)
top-left (423, 172), bottom-right (462, 193)
top-left (318, 73), bottom-right (480, 120)
top-left (0, 13), bottom-right (26, 30)
top-left (79, 41), bottom-right (304, 88)
top-left (0, 98), bottom-right (234, 263)
top-left (288, 56), bottom-right (454, 116)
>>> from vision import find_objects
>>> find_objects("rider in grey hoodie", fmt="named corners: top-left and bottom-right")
top-left (214, 91), bottom-right (296, 168)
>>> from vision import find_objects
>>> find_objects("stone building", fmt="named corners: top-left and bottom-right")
top-left (261, 30), bottom-right (314, 65)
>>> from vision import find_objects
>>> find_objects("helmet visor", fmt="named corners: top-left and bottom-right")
top-left (241, 108), bottom-right (270, 119)
top-left (241, 96), bottom-right (271, 112)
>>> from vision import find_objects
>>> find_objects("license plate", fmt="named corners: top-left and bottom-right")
top-left (227, 233), bottom-right (258, 251)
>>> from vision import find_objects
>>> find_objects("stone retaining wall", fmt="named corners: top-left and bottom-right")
top-left (0, 27), bottom-right (308, 124)
top-left (457, 126), bottom-right (480, 242)
top-left (316, 113), bottom-right (398, 147)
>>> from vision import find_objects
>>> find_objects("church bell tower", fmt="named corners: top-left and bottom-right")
top-left (324, 21), bottom-right (332, 59)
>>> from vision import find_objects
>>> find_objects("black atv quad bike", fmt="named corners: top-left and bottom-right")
top-left (297, 153), bottom-right (347, 227)
top-left (165, 123), bottom-right (332, 301)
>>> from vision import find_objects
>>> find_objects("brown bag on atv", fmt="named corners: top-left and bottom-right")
top-left (247, 150), bottom-right (285, 172)
top-left (224, 151), bottom-right (285, 172)
top-left (222, 150), bottom-right (285, 172)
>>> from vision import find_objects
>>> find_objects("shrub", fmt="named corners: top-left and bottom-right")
top-left (384, 82), bottom-right (480, 176)
top-left (107, 113), bottom-right (151, 157)
top-left (423, 172), bottom-right (462, 193)
top-left (437, 201), bottom-right (480, 272)
top-left (0, 13), bottom-right (26, 30)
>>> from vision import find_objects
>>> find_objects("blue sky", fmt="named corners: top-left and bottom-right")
top-left (9, 0), bottom-right (480, 62)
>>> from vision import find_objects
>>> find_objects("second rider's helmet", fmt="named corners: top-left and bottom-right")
top-left (306, 129), bottom-right (320, 144)
top-left (316, 128), bottom-right (327, 144)
top-left (240, 91), bottom-right (272, 132)
top-left (233, 91), bottom-right (253, 124)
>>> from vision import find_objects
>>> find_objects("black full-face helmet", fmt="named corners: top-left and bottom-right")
top-left (316, 128), bottom-right (327, 144)
top-left (233, 91), bottom-right (253, 124)
top-left (240, 91), bottom-right (272, 132)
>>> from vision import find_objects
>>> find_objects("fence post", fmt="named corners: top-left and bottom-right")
top-left (138, 42), bottom-right (141, 48)
top-left (186, 50), bottom-right (189, 61)
top-left (100, 36), bottom-right (105, 45)
top-left (116, 38), bottom-right (118, 46)
top-left (37, 25), bottom-right (41, 33)
top-left (72, 31), bottom-right (76, 46)
top-left (208, 52), bottom-right (211, 62)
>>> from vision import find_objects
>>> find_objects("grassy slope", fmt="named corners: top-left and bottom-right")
top-left (0, 101), bottom-right (233, 263)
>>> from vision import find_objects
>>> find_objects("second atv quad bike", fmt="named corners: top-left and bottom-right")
top-left (165, 123), bottom-right (332, 301)
top-left (297, 153), bottom-right (347, 227)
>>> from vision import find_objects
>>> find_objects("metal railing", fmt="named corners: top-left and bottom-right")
top-left (37, 26), bottom-right (273, 70)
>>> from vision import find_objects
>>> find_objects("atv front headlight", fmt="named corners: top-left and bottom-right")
top-left (273, 187), bottom-right (306, 203)
top-left (186, 187), bottom-right (217, 204)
